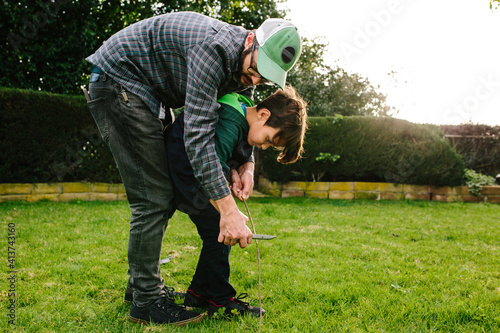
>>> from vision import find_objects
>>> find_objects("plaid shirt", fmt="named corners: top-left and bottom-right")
top-left (86, 12), bottom-right (252, 200)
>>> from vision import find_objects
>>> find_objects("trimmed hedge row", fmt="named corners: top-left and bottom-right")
top-left (258, 116), bottom-right (465, 186)
top-left (0, 87), bottom-right (121, 183)
top-left (1, 87), bottom-right (465, 186)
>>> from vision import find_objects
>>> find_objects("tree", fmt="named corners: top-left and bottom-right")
top-left (1, 0), bottom-right (104, 94)
top-left (177, 0), bottom-right (285, 29)
top-left (0, 0), bottom-right (284, 95)
top-left (254, 37), bottom-right (394, 117)
top-left (1, 0), bottom-right (391, 117)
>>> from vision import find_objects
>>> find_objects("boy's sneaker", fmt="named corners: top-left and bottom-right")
top-left (129, 297), bottom-right (205, 326)
top-left (124, 285), bottom-right (185, 303)
top-left (184, 289), bottom-right (210, 309)
top-left (208, 293), bottom-right (265, 318)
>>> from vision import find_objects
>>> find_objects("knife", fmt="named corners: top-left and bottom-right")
top-left (252, 234), bottom-right (277, 240)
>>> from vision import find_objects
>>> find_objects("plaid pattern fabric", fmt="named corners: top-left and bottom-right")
top-left (86, 12), bottom-right (251, 200)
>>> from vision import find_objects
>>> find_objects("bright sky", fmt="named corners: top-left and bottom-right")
top-left (280, 0), bottom-right (500, 126)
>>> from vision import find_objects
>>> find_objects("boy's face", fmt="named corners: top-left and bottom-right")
top-left (247, 109), bottom-right (281, 150)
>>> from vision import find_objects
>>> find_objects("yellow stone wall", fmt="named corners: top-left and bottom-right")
top-left (0, 181), bottom-right (499, 204)
top-left (257, 178), bottom-right (500, 204)
top-left (0, 183), bottom-right (126, 203)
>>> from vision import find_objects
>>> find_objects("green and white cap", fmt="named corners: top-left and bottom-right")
top-left (256, 18), bottom-right (302, 89)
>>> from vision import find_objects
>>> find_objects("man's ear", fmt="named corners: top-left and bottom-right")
top-left (244, 32), bottom-right (255, 49)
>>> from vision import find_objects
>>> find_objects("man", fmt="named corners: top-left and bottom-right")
top-left (86, 11), bottom-right (301, 325)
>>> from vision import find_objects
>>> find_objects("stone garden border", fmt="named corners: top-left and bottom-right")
top-left (0, 180), bottom-right (499, 204)
top-left (0, 183), bottom-right (126, 203)
top-left (257, 178), bottom-right (500, 204)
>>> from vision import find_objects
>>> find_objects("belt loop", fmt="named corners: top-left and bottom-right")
top-left (102, 74), bottom-right (107, 82)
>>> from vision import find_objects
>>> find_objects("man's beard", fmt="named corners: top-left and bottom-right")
top-left (234, 46), bottom-right (253, 86)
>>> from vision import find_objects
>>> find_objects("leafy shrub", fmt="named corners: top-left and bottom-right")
top-left (0, 87), bottom-right (121, 183)
top-left (464, 169), bottom-right (496, 196)
top-left (258, 116), bottom-right (464, 186)
top-left (311, 153), bottom-right (341, 182)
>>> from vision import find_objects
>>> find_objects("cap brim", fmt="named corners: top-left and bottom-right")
top-left (257, 48), bottom-right (287, 90)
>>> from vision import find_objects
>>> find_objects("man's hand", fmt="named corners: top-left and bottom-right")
top-left (215, 195), bottom-right (252, 248)
top-left (230, 162), bottom-right (254, 201)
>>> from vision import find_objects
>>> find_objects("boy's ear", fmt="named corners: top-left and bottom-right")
top-left (257, 108), bottom-right (271, 121)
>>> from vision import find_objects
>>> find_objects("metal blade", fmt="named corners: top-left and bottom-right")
top-left (160, 256), bottom-right (174, 265)
top-left (252, 234), bottom-right (277, 240)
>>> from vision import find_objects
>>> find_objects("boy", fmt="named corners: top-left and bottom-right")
top-left (165, 86), bottom-right (307, 317)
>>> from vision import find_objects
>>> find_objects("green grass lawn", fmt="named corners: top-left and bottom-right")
top-left (1, 198), bottom-right (499, 332)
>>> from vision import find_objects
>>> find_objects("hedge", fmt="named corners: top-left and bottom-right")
top-left (1, 87), bottom-right (465, 186)
top-left (0, 87), bottom-right (121, 183)
top-left (258, 116), bottom-right (465, 186)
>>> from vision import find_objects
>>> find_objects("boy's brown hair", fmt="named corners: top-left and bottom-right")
top-left (256, 86), bottom-right (308, 164)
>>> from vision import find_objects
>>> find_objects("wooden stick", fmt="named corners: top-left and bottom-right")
top-left (210, 198), bottom-right (263, 332)
top-left (243, 199), bottom-right (263, 333)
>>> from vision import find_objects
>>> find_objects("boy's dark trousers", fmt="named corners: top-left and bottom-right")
top-left (166, 112), bottom-right (237, 304)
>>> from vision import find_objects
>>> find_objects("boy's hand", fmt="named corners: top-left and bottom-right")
top-left (230, 162), bottom-right (254, 201)
top-left (215, 195), bottom-right (252, 248)
top-left (230, 169), bottom-right (242, 199)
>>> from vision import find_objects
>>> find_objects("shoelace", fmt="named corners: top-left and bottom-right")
top-left (164, 287), bottom-right (177, 303)
top-left (164, 286), bottom-right (182, 298)
top-left (232, 293), bottom-right (251, 307)
top-left (156, 297), bottom-right (185, 317)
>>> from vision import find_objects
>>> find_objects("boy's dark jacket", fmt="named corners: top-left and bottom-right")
top-left (214, 93), bottom-right (254, 179)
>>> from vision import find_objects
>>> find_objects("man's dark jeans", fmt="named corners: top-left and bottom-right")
top-left (166, 112), bottom-right (236, 304)
top-left (87, 70), bottom-right (173, 306)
